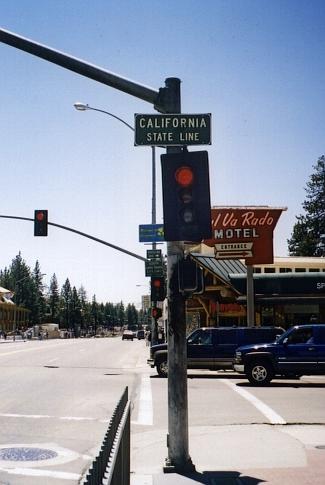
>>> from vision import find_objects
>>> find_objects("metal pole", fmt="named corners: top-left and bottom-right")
top-left (246, 265), bottom-right (255, 326)
top-left (151, 146), bottom-right (159, 346)
top-left (164, 78), bottom-right (195, 473)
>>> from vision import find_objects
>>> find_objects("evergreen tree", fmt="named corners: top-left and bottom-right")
top-left (78, 285), bottom-right (89, 332)
top-left (0, 268), bottom-right (11, 290)
top-left (32, 261), bottom-right (46, 325)
top-left (288, 156), bottom-right (325, 256)
top-left (126, 303), bottom-right (138, 328)
top-left (60, 278), bottom-right (72, 329)
top-left (116, 301), bottom-right (125, 327)
top-left (49, 274), bottom-right (60, 323)
top-left (71, 286), bottom-right (82, 335)
top-left (91, 294), bottom-right (98, 334)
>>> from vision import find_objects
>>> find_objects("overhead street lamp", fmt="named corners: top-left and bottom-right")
top-left (74, 102), bottom-right (159, 343)
top-left (73, 102), bottom-right (157, 246)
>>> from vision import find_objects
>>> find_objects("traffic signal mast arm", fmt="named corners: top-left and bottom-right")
top-left (0, 214), bottom-right (147, 263)
top-left (0, 28), bottom-right (173, 113)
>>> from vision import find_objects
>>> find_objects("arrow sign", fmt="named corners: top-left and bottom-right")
top-left (214, 242), bottom-right (253, 260)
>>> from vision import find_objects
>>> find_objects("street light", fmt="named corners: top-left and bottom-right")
top-left (74, 102), bottom-right (159, 344)
top-left (73, 102), bottom-right (157, 245)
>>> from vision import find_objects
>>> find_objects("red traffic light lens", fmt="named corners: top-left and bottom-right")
top-left (175, 166), bottom-right (194, 187)
top-left (36, 212), bottom-right (45, 221)
top-left (152, 279), bottom-right (161, 287)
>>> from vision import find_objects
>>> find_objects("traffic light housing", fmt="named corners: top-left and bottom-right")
top-left (178, 258), bottom-right (204, 296)
top-left (34, 210), bottom-right (48, 236)
top-left (152, 307), bottom-right (162, 319)
top-left (161, 150), bottom-right (212, 242)
top-left (150, 277), bottom-right (166, 302)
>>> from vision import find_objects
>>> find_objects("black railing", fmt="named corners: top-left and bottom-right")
top-left (83, 387), bottom-right (130, 485)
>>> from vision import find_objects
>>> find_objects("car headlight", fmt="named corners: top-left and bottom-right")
top-left (235, 351), bottom-right (242, 359)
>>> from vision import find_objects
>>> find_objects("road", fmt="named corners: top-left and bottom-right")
top-left (0, 337), bottom-right (324, 484)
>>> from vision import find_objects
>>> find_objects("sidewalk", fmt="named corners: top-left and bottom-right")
top-left (131, 424), bottom-right (325, 485)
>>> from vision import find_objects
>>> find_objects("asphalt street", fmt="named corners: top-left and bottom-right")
top-left (0, 337), bottom-right (324, 484)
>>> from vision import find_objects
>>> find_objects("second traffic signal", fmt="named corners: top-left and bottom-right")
top-left (152, 307), bottom-right (162, 319)
top-left (161, 150), bottom-right (212, 242)
top-left (150, 277), bottom-right (166, 302)
top-left (34, 210), bottom-right (48, 237)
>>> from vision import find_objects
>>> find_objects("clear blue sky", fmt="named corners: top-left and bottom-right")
top-left (1, 0), bottom-right (324, 306)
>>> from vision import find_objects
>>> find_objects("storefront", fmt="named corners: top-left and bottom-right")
top-left (0, 287), bottom-right (30, 333)
top-left (231, 273), bottom-right (325, 328)
top-left (187, 254), bottom-right (325, 328)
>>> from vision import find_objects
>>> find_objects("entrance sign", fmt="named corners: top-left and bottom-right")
top-left (134, 114), bottom-right (211, 146)
top-left (215, 242), bottom-right (253, 259)
top-left (204, 206), bottom-right (286, 264)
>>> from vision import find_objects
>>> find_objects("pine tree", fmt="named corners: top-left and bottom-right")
top-left (49, 274), bottom-right (60, 323)
top-left (71, 286), bottom-right (82, 335)
top-left (78, 285), bottom-right (89, 332)
top-left (288, 156), bottom-right (325, 256)
top-left (60, 278), bottom-right (72, 329)
top-left (32, 261), bottom-right (46, 325)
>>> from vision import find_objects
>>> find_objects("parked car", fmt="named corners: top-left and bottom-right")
top-left (148, 326), bottom-right (285, 377)
top-left (233, 324), bottom-right (325, 385)
top-left (122, 330), bottom-right (134, 341)
top-left (137, 330), bottom-right (145, 340)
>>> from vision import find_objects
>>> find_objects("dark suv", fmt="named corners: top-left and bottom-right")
top-left (234, 324), bottom-right (325, 385)
top-left (148, 326), bottom-right (284, 377)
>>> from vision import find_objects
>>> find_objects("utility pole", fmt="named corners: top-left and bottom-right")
top-left (163, 78), bottom-right (195, 473)
top-left (0, 29), bottom-right (194, 472)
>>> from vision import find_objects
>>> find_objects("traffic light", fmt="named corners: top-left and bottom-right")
top-left (161, 150), bottom-right (212, 242)
top-left (178, 258), bottom-right (204, 296)
top-left (150, 277), bottom-right (166, 302)
top-left (34, 210), bottom-right (48, 236)
top-left (152, 307), bottom-right (162, 319)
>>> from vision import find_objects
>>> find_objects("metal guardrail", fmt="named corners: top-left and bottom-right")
top-left (83, 387), bottom-right (130, 485)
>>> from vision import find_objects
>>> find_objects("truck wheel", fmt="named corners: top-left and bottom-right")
top-left (157, 359), bottom-right (168, 377)
top-left (247, 360), bottom-right (273, 386)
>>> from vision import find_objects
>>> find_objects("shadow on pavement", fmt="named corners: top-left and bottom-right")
top-left (150, 373), bottom-right (244, 380)
top-left (237, 381), bottom-right (325, 388)
top-left (163, 470), bottom-right (265, 484)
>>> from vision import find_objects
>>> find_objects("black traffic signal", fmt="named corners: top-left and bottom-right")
top-left (178, 258), bottom-right (204, 296)
top-left (34, 210), bottom-right (48, 237)
top-left (150, 277), bottom-right (166, 302)
top-left (161, 150), bottom-right (212, 242)
top-left (152, 307), bottom-right (162, 319)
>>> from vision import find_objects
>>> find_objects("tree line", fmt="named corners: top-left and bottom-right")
top-left (0, 253), bottom-right (144, 333)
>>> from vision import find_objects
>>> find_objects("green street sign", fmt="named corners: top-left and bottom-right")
top-left (147, 249), bottom-right (162, 260)
top-left (134, 114), bottom-right (211, 146)
top-left (145, 259), bottom-right (164, 277)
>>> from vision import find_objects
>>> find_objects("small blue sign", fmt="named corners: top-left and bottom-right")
top-left (139, 224), bottom-right (165, 242)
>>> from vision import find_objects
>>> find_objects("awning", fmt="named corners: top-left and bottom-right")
top-left (190, 254), bottom-right (246, 285)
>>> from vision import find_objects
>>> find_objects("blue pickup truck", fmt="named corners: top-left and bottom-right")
top-left (233, 324), bottom-right (325, 385)
top-left (148, 326), bottom-right (284, 377)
